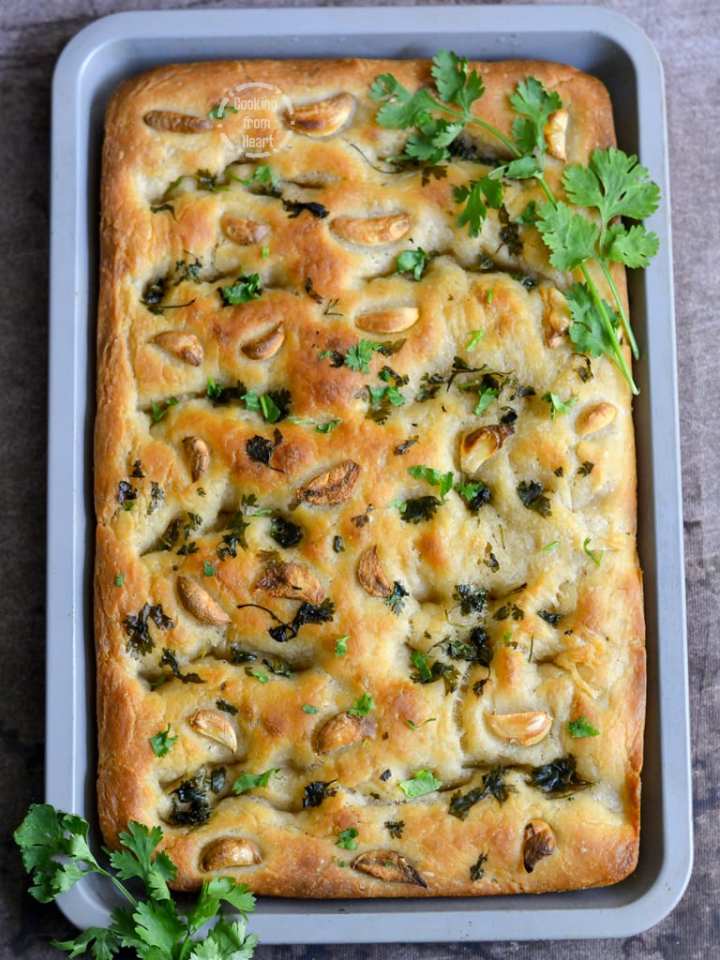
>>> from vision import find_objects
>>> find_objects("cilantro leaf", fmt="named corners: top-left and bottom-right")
top-left (109, 822), bottom-right (176, 903)
top-left (219, 274), bottom-right (263, 306)
top-left (52, 927), bottom-right (122, 960)
top-left (509, 77), bottom-right (562, 156)
top-left (336, 827), bottom-right (359, 850)
top-left (190, 919), bottom-right (258, 960)
top-left (132, 898), bottom-right (185, 956)
top-left (149, 725), bottom-right (177, 758)
top-left (408, 464), bottom-right (454, 499)
top-left (347, 693), bottom-right (375, 718)
top-left (535, 201), bottom-right (598, 271)
top-left (431, 50), bottom-right (485, 112)
top-left (396, 247), bottom-right (430, 280)
top-left (604, 222), bottom-right (660, 268)
top-left (232, 769), bottom-right (278, 795)
top-left (188, 877), bottom-right (255, 934)
top-left (335, 635), bottom-right (349, 655)
top-left (565, 283), bottom-right (620, 359)
top-left (399, 769), bottom-right (442, 799)
top-left (543, 392), bottom-right (577, 419)
top-left (563, 147), bottom-right (660, 225)
top-left (14, 805), bottom-right (99, 903)
top-left (345, 340), bottom-right (382, 372)
top-left (453, 176), bottom-right (502, 237)
top-left (369, 74), bottom-right (437, 128)
top-left (568, 716), bottom-right (600, 738)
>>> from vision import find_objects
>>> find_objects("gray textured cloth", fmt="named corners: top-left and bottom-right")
top-left (0, 0), bottom-right (716, 956)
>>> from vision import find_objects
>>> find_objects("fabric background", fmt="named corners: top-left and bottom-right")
top-left (0, 0), bottom-right (716, 956)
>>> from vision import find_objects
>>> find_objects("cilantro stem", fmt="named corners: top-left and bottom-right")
top-left (428, 96), bottom-right (521, 158)
top-left (579, 263), bottom-right (638, 394)
top-left (599, 259), bottom-right (639, 359)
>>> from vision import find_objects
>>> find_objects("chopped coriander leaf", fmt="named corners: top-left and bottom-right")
top-left (474, 385), bottom-right (499, 414)
top-left (232, 769), bottom-right (278, 794)
top-left (470, 851), bottom-right (489, 882)
top-left (241, 163), bottom-right (278, 190)
top-left (453, 584), bottom-right (487, 616)
top-left (408, 464), bottom-right (454, 500)
top-left (346, 339), bottom-right (383, 373)
top-left (568, 716), bottom-right (600, 738)
top-left (529, 755), bottom-right (588, 796)
top-left (260, 244), bottom-right (270, 258)
top-left (449, 768), bottom-right (513, 818)
top-left (336, 827), bottom-right (359, 850)
top-left (270, 515), bottom-right (303, 548)
top-left (150, 396), bottom-right (178, 423)
top-left (114, 574), bottom-right (124, 587)
top-left (399, 769), bottom-right (442, 799)
top-left (245, 666), bottom-right (269, 683)
top-left (149, 725), bottom-right (177, 757)
top-left (541, 540), bottom-right (559, 552)
top-left (543, 391), bottom-right (577, 419)
top-left (203, 560), bottom-right (215, 577)
top-left (302, 704), bottom-right (319, 715)
top-left (396, 247), bottom-right (429, 280)
top-left (332, 535), bottom-right (345, 554)
top-left (208, 101), bottom-right (238, 119)
top-left (385, 581), bottom-right (409, 614)
top-left (335, 635), bottom-right (349, 655)
top-left (466, 329), bottom-right (485, 350)
top-left (219, 273), bottom-right (263, 306)
top-left (583, 536), bottom-right (603, 566)
top-left (455, 477), bottom-right (492, 512)
top-left (347, 693), bottom-right (375, 718)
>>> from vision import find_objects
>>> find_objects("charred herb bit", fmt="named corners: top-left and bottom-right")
top-left (398, 495), bottom-right (441, 524)
top-left (351, 505), bottom-right (374, 528)
top-left (195, 168), bottom-right (229, 193)
top-left (117, 480), bottom-right (137, 510)
top-left (150, 201), bottom-right (175, 215)
top-left (246, 434), bottom-right (274, 465)
top-left (130, 460), bottom-right (145, 478)
top-left (385, 581), bottom-right (409, 615)
top-left (123, 603), bottom-right (174, 656)
top-left (267, 598), bottom-right (336, 643)
top-left (498, 204), bottom-right (523, 255)
top-left (210, 767), bottom-right (227, 793)
top-left (500, 407), bottom-right (518, 426)
top-left (216, 699), bottom-right (238, 715)
top-left (456, 477), bottom-right (492, 512)
top-left (449, 767), bottom-right (512, 820)
top-left (282, 198), bottom-right (330, 220)
top-left (453, 584), bottom-right (487, 616)
top-left (270, 515), bottom-right (304, 549)
top-left (529, 755), bottom-right (589, 796)
top-left (332, 535), bottom-right (345, 554)
top-left (169, 775), bottom-right (212, 826)
top-left (219, 273), bottom-right (263, 306)
top-left (385, 820), bottom-right (405, 839)
top-left (261, 656), bottom-right (294, 678)
top-left (469, 852), bottom-right (489, 882)
top-left (483, 542), bottom-right (500, 571)
top-left (159, 518), bottom-right (181, 551)
top-left (493, 602), bottom-right (524, 622)
top-left (159, 648), bottom-right (204, 684)
top-left (147, 481), bottom-right (165, 515)
top-left (206, 377), bottom-right (247, 406)
top-left (577, 460), bottom-right (595, 477)
top-left (228, 645), bottom-right (258, 664)
top-left (517, 480), bottom-right (552, 517)
top-left (379, 769), bottom-right (392, 782)
top-left (576, 356), bottom-right (594, 382)
top-left (245, 666), bottom-right (269, 683)
top-left (302, 780), bottom-right (337, 808)
top-left (538, 609), bottom-right (562, 626)
top-left (416, 370), bottom-right (447, 402)
top-left (473, 677), bottom-right (489, 697)
top-left (394, 435), bottom-right (419, 455)
top-left (446, 626), bottom-right (492, 666)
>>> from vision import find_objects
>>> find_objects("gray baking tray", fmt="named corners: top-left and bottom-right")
top-left (47, 4), bottom-right (691, 943)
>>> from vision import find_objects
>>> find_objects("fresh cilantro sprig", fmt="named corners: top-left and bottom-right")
top-left (14, 804), bottom-right (258, 960)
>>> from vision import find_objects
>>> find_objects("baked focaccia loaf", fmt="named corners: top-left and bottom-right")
top-left (95, 57), bottom-right (645, 897)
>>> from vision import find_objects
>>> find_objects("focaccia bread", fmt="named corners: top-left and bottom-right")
top-left (95, 57), bottom-right (645, 897)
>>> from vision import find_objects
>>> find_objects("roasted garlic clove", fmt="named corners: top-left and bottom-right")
top-left (357, 546), bottom-right (392, 598)
top-left (460, 425), bottom-right (513, 475)
top-left (183, 436), bottom-right (210, 481)
top-left (221, 215), bottom-right (270, 246)
top-left (354, 307), bottom-right (419, 334)
top-left (254, 560), bottom-right (323, 604)
top-left (188, 709), bottom-right (238, 752)
top-left (544, 108), bottom-right (569, 161)
top-left (293, 460), bottom-right (360, 507)
top-left (200, 837), bottom-right (262, 870)
top-left (153, 331), bottom-right (204, 366)
top-left (539, 285), bottom-right (571, 347)
top-left (486, 711), bottom-right (552, 746)
top-left (331, 213), bottom-right (411, 246)
top-left (315, 712), bottom-right (375, 754)
top-left (523, 819), bottom-right (556, 873)
top-left (576, 402), bottom-right (617, 436)
top-left (177, 576), bottom-right (230, 626)
top-left (241, 324), bottom-right (285, 360)
top-left (352, 850), bottom-right (427, 887)
top-left (286, 93), bottom-right (355, 137)
top-left (144, 110), bottom-right (213, 134)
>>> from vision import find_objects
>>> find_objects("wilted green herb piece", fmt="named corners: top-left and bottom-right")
top-left (398, 495), bottom-right (441, 524)
top-left (583, 536), bottom-right (603, 566)
top-left (529, 755), bottom-right (589, 796)
top-left (149, 725), bottom-right (177, 758)
top-left (568, 716), bottom-right (600, 738)
top-left (517, 480), bottom-right (551, 517)
top-left (449, 768), bottom-right (513, 819)
top-left (398, 769), bottom-right (442, 799)
top-left (466, 329), bottom-right (485, 350)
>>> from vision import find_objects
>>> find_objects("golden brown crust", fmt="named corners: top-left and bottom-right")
top-left (94, 57), bottom-right (644, 897)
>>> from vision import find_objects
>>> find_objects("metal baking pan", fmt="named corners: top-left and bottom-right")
top-left (47, 4), bottom-right (691, 943)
